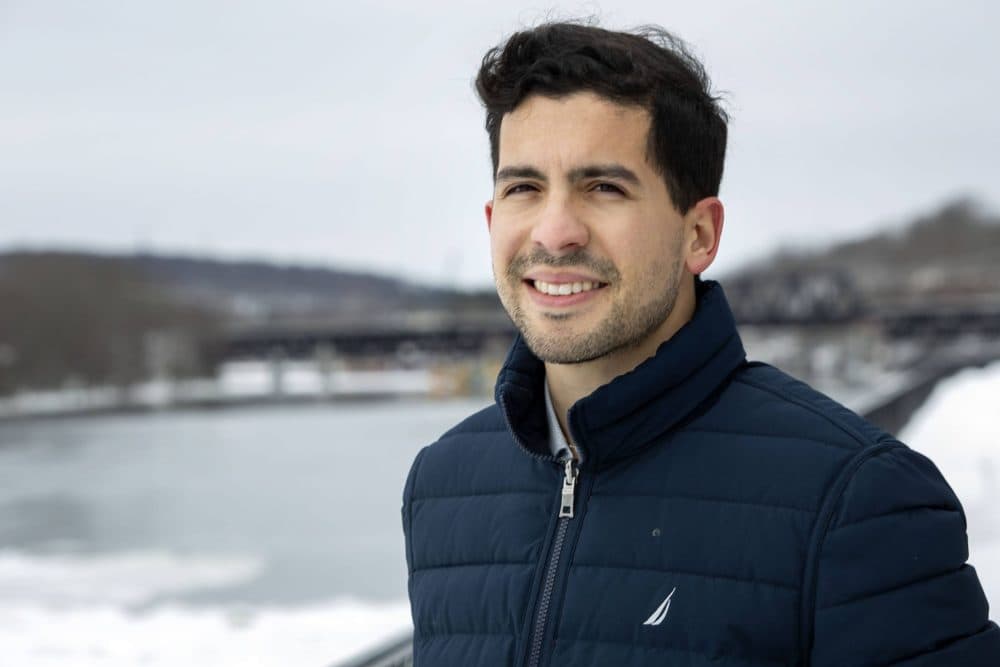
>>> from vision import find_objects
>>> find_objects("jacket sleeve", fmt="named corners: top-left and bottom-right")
top-left (402, 446), bottom-right (428, 578)
top-left (809, 444), bottom-right (1000, 666)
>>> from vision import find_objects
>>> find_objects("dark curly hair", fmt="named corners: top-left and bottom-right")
top-left (475, 22), bottom-right (728, 214)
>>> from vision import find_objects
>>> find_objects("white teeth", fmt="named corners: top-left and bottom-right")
top-left (532, 279), bottom-right (602, 296)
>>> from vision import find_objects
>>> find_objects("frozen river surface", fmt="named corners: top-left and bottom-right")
top-left (2, 361), bottom-right (1000, 666)
top-left (0, 398), bottom-right (489, 666)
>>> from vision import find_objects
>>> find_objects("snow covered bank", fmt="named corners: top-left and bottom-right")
top-left (0, 365), bottom-right (437, 420)
top-left (900, 359), bottom-right (1000, 605)
top-left (0, 550), bottom-right (410, 667)
top-left (1, 598), bottom-right (411, 667)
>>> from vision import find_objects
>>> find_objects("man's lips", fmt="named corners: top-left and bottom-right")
top-left (522, 275), bottom-right (609, 306)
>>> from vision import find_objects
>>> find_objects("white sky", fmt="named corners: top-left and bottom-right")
top-left (1, 1), bottom-right (997, 288)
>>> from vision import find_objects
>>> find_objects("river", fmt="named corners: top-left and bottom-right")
top-left (0, 398), bottom-right (490, 665)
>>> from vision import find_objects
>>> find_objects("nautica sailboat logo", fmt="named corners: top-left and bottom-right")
top-left (642, 587), bottom-right (677, 626)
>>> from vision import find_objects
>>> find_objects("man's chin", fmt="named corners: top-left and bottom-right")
top-left (518, 328), bottom-right (615, 365)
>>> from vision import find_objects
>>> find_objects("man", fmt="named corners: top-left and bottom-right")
top-left (402, 22), bottom-right (1000, 666)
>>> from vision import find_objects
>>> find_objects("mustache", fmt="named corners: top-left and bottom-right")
top-left (506, 248), bottom-right (619, 282)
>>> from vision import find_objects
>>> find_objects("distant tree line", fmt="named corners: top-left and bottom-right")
top-left (0, 252), bottom-right (223, 395)
top-left (733, 198), bottom-right (1000, 303)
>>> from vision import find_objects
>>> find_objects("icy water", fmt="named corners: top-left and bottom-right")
top-left (0, 398), bottom-right (490, 665)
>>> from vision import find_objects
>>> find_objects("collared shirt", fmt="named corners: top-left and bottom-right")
top-left (544, 379), bottom-right (581, 462)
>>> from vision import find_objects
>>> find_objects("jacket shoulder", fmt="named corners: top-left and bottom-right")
top-left (707, 360), bottom-right (896, 452)
top-left (424, 402), bottom-right (512, 462)
top-left (808, 427), bottom-right (1000, 664)
top-left (438, 402), bottom-right (508, 441)
top-left (709, 364), bottom-right (1000, 662)
top-left (411, 402), bottom-right (509, 463)
top-left (403, 402), bottom-right (527, 503)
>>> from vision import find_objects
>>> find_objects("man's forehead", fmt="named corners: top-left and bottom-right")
top-left (497, 92), bottom-right (653, 172)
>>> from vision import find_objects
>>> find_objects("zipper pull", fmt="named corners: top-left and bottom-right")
top-left (559, 457), bottom-right (578, 518)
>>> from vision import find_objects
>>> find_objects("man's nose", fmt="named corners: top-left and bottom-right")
top-left (529, 195), bottom-right (589, 254)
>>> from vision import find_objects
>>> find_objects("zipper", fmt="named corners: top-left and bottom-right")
top-left (497, 392), bottom-right (583, 667)
top-left (558, 457), bottom-right (578, 518)
top-left (526, 456), bottom-right (577, 667)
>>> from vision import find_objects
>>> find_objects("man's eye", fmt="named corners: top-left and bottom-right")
top-left (592, 183), bottom-right (624, 195)
top-left (505, 183), bottom-right (537, 196)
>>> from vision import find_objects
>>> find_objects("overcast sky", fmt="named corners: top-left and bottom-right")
top-left (1, 1), bottom-right (997, 288)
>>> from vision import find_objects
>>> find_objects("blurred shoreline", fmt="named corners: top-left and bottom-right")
top-left (4, 338), bottom-right (999, 434)
top-left (0, 360), bottom-right (498, 423)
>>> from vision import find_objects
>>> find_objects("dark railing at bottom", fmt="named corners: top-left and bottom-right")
top-left (334, 632), bottom-right (412, 667)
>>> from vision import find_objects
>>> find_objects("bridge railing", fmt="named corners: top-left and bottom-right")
top-left (332, 632), bottom-right (412, 667)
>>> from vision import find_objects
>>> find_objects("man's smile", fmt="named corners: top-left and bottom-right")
top-left (523, 275), bottom-right (610, 308)
top-left (530, 279), bottom-right (605, 296)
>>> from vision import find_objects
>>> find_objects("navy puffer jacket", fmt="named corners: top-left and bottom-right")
top-left (402, 280), bottom-right (1000, 666)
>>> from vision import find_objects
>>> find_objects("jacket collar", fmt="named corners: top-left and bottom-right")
top-left (494, 279), bottom-right (746, 471)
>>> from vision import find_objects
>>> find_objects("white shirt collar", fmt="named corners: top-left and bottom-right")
top-left (544, 379), bottom-right (580, 461)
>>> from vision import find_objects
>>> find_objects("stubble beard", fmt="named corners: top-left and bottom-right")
top-left (496, 244), bottom-right (685, 365)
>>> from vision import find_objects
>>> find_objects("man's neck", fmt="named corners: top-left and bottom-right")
top-left (545, 279), bottom-right (697, 443)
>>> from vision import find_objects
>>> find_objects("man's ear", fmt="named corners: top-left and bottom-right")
top-left (684, 197), bottom-right (724, 275)
top-left (485, 200), bottom-right (494, 231)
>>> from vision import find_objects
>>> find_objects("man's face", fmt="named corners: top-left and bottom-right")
top-left (486, 91), bottom-right (692, 364)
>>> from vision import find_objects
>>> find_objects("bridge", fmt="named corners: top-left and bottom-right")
top-left (879, 301), bottom-right (1000, 339)
top-left (217, 300), bottom-right (1000, 364)
top-left (219, 309), bottom-right (516, 362)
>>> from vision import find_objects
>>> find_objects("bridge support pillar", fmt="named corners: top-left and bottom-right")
top-left (315, 343), bottom-right (337, 397)
top-left (269, 346), bottom-right (286, 397)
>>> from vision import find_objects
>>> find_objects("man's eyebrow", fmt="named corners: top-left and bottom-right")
top-left (495, 166), bottom-right (546, 183)
top-left (568, 164), bottom-right (641, 186)
top-left (494, 164), bottom-right (642, 186)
